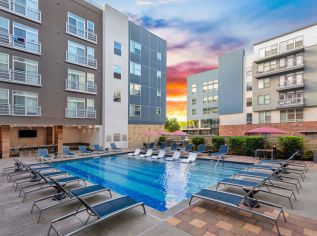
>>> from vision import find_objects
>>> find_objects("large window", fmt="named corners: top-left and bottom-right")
top-left (259, 111), bottom-right (271, 124)
top-left (246, 82), bottom-right (253, 91)
top-left (67, 12), bottom-right (85, 39)
top-left (130, 62), bottom-right (141, 76)
top-left (203, 96), bottom-right (217, 104)
top-left (0, 16), bottom-right (9, 37)
top-left (258, 95), bottom-right (270, 105)
top-left (130, 104), bottom-right (141, 117)
top-left (12, 90), bottom-right (38, 115)
top-left (113, 65), bottom-right (121, 79)
top-left (191, 84), bottom-right (196, 94)
top-left (280, 109), bottom-right (303, 123)
top-left (67, 97), bottom-right (85, 111)
top-left (13, 22), bottom-right (39, 53)
top-left (114, 41), bottom-right (121, 56)
top-left (0, 52), bottom-right (9, 70)
top-left (67, 41), bottom-right (96, 68)
top-left (113, 89), bottom-right (121, 103)
top-left (192, 98), bottom-right (196, 105)
top-left (67, 69), bottom-right (85, 90)
top-left (0, 88), bottom-right (9, 104)
top-left (192, 109), bottom-right (196, 115)
top-left (130, 83), bottom-right (141, 96)
top-left (203, 107), bottom-right (212, 115)
top-left (203, 80), bottom-right (218, 93)
top-left (13, 56), bottom-right (38, 84)
top-left (246, 113), bottom-right (252, 124)
top-left (12, 0), bottom-right (40, 22)
top-left (258, 78), bottom-right (270, 89)
top-left (130, 40), bottom-right (141, 55)
top-left (246, 98), bottom-right (252, 107)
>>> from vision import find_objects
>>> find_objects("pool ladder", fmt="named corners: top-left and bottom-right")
top-left (214, 155), bottom-right (225, 167)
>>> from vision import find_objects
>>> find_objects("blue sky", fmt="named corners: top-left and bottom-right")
top-left (95, 0), bottom-right (317, 120)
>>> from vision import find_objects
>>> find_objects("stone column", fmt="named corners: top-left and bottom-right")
top-left (54, 126), bottom-right (63, 155)
top-left (47, 127), bottom-right (53, 144)
top-left (1, 126), bottom-right (10, 159)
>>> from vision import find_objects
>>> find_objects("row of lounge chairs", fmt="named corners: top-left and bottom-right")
top-left (189, 151), bottom-right (308, 235)
top-left (2, 158), bottom-right (146, 236)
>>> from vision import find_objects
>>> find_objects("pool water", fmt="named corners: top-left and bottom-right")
top-left (53, 155), bottom-right (249, 211)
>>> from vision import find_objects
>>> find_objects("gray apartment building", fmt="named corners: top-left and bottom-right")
top-left (0, 0), bottom-right (166, 158)
top-left (185, 69), bottom-right (219, 135)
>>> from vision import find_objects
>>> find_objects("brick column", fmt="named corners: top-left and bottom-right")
top-left (54, 126), bottom-right (63, 155)
top-left (1, 126), bottom-right (10, 159)
top-left (47, 127), bottom-right (53, 144)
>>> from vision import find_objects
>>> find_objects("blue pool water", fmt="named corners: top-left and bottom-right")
top-left (53, 155), bottom-right (249, 211)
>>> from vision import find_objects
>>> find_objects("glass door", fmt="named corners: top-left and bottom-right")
top-left (68, 41), bottom-right (85, 64)
top-left (15, 0), bottom-right (27, 17)
top-left (0, 17), bottom-right (9, 45)
top-left (68, 13), bottom-right (85, 38)
top-left (13, 91), bottom-right (38, 115)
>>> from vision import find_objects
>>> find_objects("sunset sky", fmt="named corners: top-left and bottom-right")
top-left (97, 0), bottom-right (317, 121)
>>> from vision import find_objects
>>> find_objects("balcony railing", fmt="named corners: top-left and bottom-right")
top-left (277, 98), bottom-right (304, 109)
top-left (66, 23), bottom-right (97, 44)
top-left (65, 79), bottom-right (97, 94)
top-left (277, 78), bottom-right (304, 91)
top-left (0, 0), bottom-right (41, 23)
top-left (0, 68), bottom-right (41, 86)
top-left (65, 108), bottom-right (96, 119)
top-left (255, 60), bottom-right (304, 78)
top-left (66, 52), bottom-right (97, 69)
top-left (0, 32), bottom-right (41, 54)
top-left (0, 104), bottom-right (41, 116)
top-left (254, 46), bottom-right (304, 64)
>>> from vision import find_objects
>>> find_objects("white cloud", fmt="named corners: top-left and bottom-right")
top-left (135, 0), bottom-right (180, 6)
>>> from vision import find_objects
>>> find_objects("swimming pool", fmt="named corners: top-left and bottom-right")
top-left (53, 155), bottom-right (250, 211)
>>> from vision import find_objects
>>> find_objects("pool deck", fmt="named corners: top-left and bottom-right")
top-left (1, 155), bottom-right (317, 236)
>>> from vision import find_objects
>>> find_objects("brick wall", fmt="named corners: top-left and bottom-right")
top-left (220, 122), bottom-right (317, 136)
top-left (128, 124), bottom-right (164, 148)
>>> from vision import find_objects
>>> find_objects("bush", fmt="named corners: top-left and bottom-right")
top-left (245, 137), bottom-right (265, 156)
top-left (211, 136), bottom-right (226, 152)
top-left (303, 150), bottom-right (313, 161)
top-left (158, 136), bottom-right (166, 144)
top-left (227, 136), bottom-right (265, 156)
top-left (191, 136), bottom-right (205, 150)
top-left (227, 137), bottom-right (246, 155)
top-left (278, 136), bottom-right (304, 159)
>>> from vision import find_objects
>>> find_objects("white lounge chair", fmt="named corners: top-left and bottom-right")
top-left (166, 151), bottom-right (181, 161)
top-left (128, 148), bottom-right (141, 156)
top-left (151, 150), bottom-right (166, 159)
top-left (139, 149), bottom-right (153, 158)
top-left (181, 152), bottom-right (197, 163)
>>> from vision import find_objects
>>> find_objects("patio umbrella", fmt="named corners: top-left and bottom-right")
top-left (159, 131), bottom-right (170, 135)
top-left (171, 130), bottom-right (188, 136)
top-left (143, 130), bottom-right (158, 144)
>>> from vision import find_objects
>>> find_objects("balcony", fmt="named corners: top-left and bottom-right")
top-left (0, 104), bottom-right (41, 116)
top-left (255, 60), bottom-right (304, 79)
top-left (65, 79), bottom-right (97, 94)
top-left (254, 46), bottom-right (304, 64)
top-left (66, 52), bottom-right (97, 69)
top-left (66, 23), bottom-right (97, 44)
top-left (65, 108), bottom-right (96, 119)
top-left (0, 69), bottom-right (41, 86)
top-left (276, 79), bottom-right (304, 91)
top-left (277, 98), bottom-right (304, 109)
top-left (0, 32), bottom-right (41, 55)
top-left (0, 0), bottom-right (41, 23)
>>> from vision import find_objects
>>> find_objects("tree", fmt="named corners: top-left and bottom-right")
top-left (165, 117), bottom-right (181, 132)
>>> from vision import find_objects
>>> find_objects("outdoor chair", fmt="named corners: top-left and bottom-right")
top-left (38, 148), bottom-right (52, 162)
top-left (194, 144), bottom-right (206, 153)
top-left (181, 152), bottom-right (197, 163)
top-left (78, 146), bottom-right (92, 156)
top-left (128, 148), bottom-right (141, 156)
top-left (93, 144), bottom-right (107, 154)
top-left (166, 151), bottom-right (181, 161)
top-left (62, 146), bottom-right (76, 158)
top-left (47, 196), bottom-right (146, 236)
top-left (139, 149), bottom-right (153, 158)
top-left (151, 150), bottom-right (166, 159)
top-left (110, 143), bottom-right (121, 151)
top-left (211, 144), bottom-right (229, 158)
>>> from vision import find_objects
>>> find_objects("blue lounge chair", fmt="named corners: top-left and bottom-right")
top-left (170, 143), bottom-right (178, 151)
top-left (78, 146), bottom-right (92, 156)
top-left (211, 144), bottom-right (229, 157)
top-left (110, 143), bottom-right (121, 151)
top-left (63, 146), bottom-right (76, 158)
top-left (38, 148), bottom-right (52, 162)
top-left (195, 144), bottom-right (206, 153)
top-left (182, 143), bottom-right (193, 152)
top-left (159, 142), bottom-right (166, 150)
top-left (93, 144), bottom-right (107, 153)
top-left (31, 178), bottom-right (112, 223)
top-left (189, 188), bottom-right (286, 236)
top-left (48, 196), bottom-right (146, 236)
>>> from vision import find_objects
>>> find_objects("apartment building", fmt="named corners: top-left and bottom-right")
top-left (184, 69), bottom-right (219, 135)
top-left (0, 0), bottom-right (166, 158)
top-left (219, 23), bottom-right (317, 136)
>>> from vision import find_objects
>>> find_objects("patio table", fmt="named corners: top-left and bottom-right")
top-left (255, 149), bottom-right (274, 160)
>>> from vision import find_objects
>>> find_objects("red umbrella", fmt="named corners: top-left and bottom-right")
top-left (159, 131), bottom-right (170, 135)
top-left (171, 130), bottom-right (188, 136)
top-left (143, 130), bottom-right (158, 144)
top-left (246, 127), bottom-right (288, 135)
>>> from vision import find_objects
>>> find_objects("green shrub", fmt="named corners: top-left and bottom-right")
top-left (227, 137), bottom-right (246, 155)
top-left (211, 136), bottom-right (225, 152)
top-left (245, 137), bottom-right (265, 156)
top-left (278, 136), bottom-right (304, 159)
top-left (227, 136), bottom-right (265, 156)
top-left (303, 150), bottom-right (313, 161)
top-left (158, 136), bottom-right (166, 144)
top-left (191, 136), bottom-right (205, 150)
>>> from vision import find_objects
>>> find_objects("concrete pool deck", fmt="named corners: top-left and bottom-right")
top-left (1, 156), bottom-right (317, 236)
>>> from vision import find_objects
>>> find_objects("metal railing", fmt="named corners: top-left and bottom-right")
top-left (0, 32), bottom-right (41, 54)
top-left (277, 98), bottom-right (304, 108)
top-left (277, 78), bottom-right (304, 90)
top-left (0, 104), bottom-right (41, 116)
top-left (65, 79), bottom-right (97, 94)
top-left (0, 0), bottom-right (41, 22)
top-left (65, 108), bottom-right (96, 119)
top-left (66, 52), bottom-right (97, 69)
top-left (66, 23), bottom-right (97, 43)
top-left (255, 59), bottom-right (304, 77)
top-left (0, 68), bottom-right (41, 86)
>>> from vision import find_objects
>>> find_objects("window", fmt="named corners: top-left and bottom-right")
top-left (67, 41), bottom-right (95, 66)
top-left (87, 73), bottom-right (95, 89)
top-left (192, 98), bottom-right (196, 105)
top-left (0, 17), bottom-right (9, 36)
top-left (296, 54), bottom-right (303, 66)
top-left (259, 111), bottom-right (271, 123)
top-left (130, 62), bottom-right (141, 76)
top-left (157, 89), bottom-right (161, 96)
top-left (271, 44), bottom-right (278, 55)
top-left (156, 107), bottom-right (161, 116)
top-left (13, 56), bottom-right (38, 84)
top-left (67, 97), bottom-right (85, 112)
top-left (287, 39), bottom-right (294, 50)
top-left (295, 36), bottom-right (303, 48)
top-left (246, 98), bottom-right (252, 107)
top-left (191, 84), bottom-right (196, 94)
top-left (257, 64), bottom-right (264, 73)
top-left (113, 133), bottom-right (121, 142)
top-left (0, 52), bottom-right (9, 70)
top-left (130, 104), bottom-right (141, 117)
top-left (246, 67), bottom-right (253, 77)
top-left (67, 12), bottom-right (85, 38)
top-left (87, 21), bottom-right (95, 35)
top-left (86, 99), bottom-right (94, 110)
top-left (113, 65), bottom-right (121, 79)
top-left (203, 96), bottom-right (211, 104)
top-left (259, 48), bottom-right (265, 58)
top-left (114, 41), bottom-right (121, 56)
top-left (258, 95), bottom-right (270, 105)
top-left (13, 22), bottom-right (39, 53)
top-left (0, 88), bottom-right (9, 104)
top-left (270, 60), bottom-right (277, 70)
top-left (113, 89), bottom-right (121, 102)
top-left (203, 80), bottom-right (218, 92)
top-left (68, 69), bottom-right (85, 89)
top-left (130, 40), bottom-right (141, 55)
top-left (279, 41), bottom-right (287, 53)
top-left (130, 83), bottom-right (141, 96)
top-left (212, 96), bottom-right (218, 102)
top-left (192, 109), bottom-right (196, 115)
top-left (246, 82), bottom-right (252, 91)
top-left (13, 90), bottom-right (38, 115)
top-left (281, 109), bottom-right (303, 123)
top-left (280, 58), bottom-right (286, 68)
top-left (246, 113), bottom-right (252, 124)
top-left (214, 80), bottom-right (218, 91)
top-left (213, 107), bottom-right (218, 114)
top-left (157, 52), bottom-right (162, 60)
top-left (203, 107), bottom-right (212, 115)
top-left (157, 71), bottom-right (161, 79)
top-left (258, 78), bottom-right (270, 89)
top-left (87, 47), bottom-right (94, 60)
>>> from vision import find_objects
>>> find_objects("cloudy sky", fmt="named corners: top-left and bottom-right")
top-left (96, 0), bottom-right (317, 121)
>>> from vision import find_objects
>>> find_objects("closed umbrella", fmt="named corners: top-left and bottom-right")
top-left (143, 130), bottom-right (157, 145)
